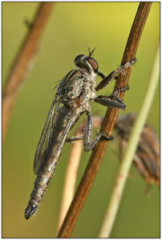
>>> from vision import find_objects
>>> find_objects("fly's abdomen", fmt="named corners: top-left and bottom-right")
top-left (25, 106), bottom-right (80, 220)
top-left (25, 174), bottom-right (52, 219)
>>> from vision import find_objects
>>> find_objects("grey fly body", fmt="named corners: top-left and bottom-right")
top-left (25, 49), bottom-right (136, 219)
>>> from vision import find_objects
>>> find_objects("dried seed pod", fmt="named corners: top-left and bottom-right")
top-left (115, 114), bottom-right (160, 186)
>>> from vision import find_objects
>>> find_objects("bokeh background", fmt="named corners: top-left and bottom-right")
top-left (3, 2), bottom-right (160, 238)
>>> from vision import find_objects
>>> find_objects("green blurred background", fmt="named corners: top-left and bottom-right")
top-left (3, 2), bottom-right (160, 238)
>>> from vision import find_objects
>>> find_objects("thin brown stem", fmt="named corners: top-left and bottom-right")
top-left (2, 3), bottom-right (54, 140)
top-left (57, 2), bottom-right (152, 238)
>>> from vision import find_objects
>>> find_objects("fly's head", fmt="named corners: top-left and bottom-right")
top-left (74, 54), bottom-right (98, 76)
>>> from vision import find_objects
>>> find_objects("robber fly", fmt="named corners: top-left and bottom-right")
top-left (25, 49), bottom-right (136, 219)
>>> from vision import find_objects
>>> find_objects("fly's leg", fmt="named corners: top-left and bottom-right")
top-left (96, 58), bottom-right (136, 91)
top-left (94, 85), bottom-right (129, 109)
top-left (111, 85), bottom-right (129, 104)
top-left (84, 111), bottom-right (113, 152)
top-left (66, 112), bottom-right (113, 151)
top-left (94, 95), bottom-right (126, 109)
top-left (66, 136), bottom-right (84, 142)
top-left (66, 89), bottom-right (131, 146)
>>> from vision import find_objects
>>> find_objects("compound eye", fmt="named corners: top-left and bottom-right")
top-left (87, 57), bottom-right (98, 72)
top-left (74, 54), bottom-right (85, 65)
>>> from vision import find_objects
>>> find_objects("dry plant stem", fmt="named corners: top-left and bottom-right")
top-left (57, 133), bottom-right (83, 230)
top-left (99, 42), bottom-right (159, 238)
top-left (2, 2), bottom-right (54, 140)
top-left (57, 3), bottom-right (152, 238)
top-left (58, 117), bottom-right (103, 229)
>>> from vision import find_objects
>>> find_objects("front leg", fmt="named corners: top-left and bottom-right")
top-left (96, 58), bottom-right (136, 91)
top-left (94, 85), bottom-right (129, 110)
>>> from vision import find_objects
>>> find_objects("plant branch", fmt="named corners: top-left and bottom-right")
top-left (2, 2), bottom-right (54, 140)
top-left (57, 2), bottom-right (152, 238)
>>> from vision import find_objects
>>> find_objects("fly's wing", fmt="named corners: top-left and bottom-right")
top-left (34, 97), bottom-right (60, 175)
top-left (33, 70), bottom-right (78, 174)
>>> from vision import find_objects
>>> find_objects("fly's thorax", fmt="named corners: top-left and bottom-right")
top-left (60, 69), bottom-right (97, 108)
top-left (82, 71), bottom-right (97, 100)
top-left (64, 77), bottom-right (84, 100)
top-left (75, 102), bottom-right (91, 115)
